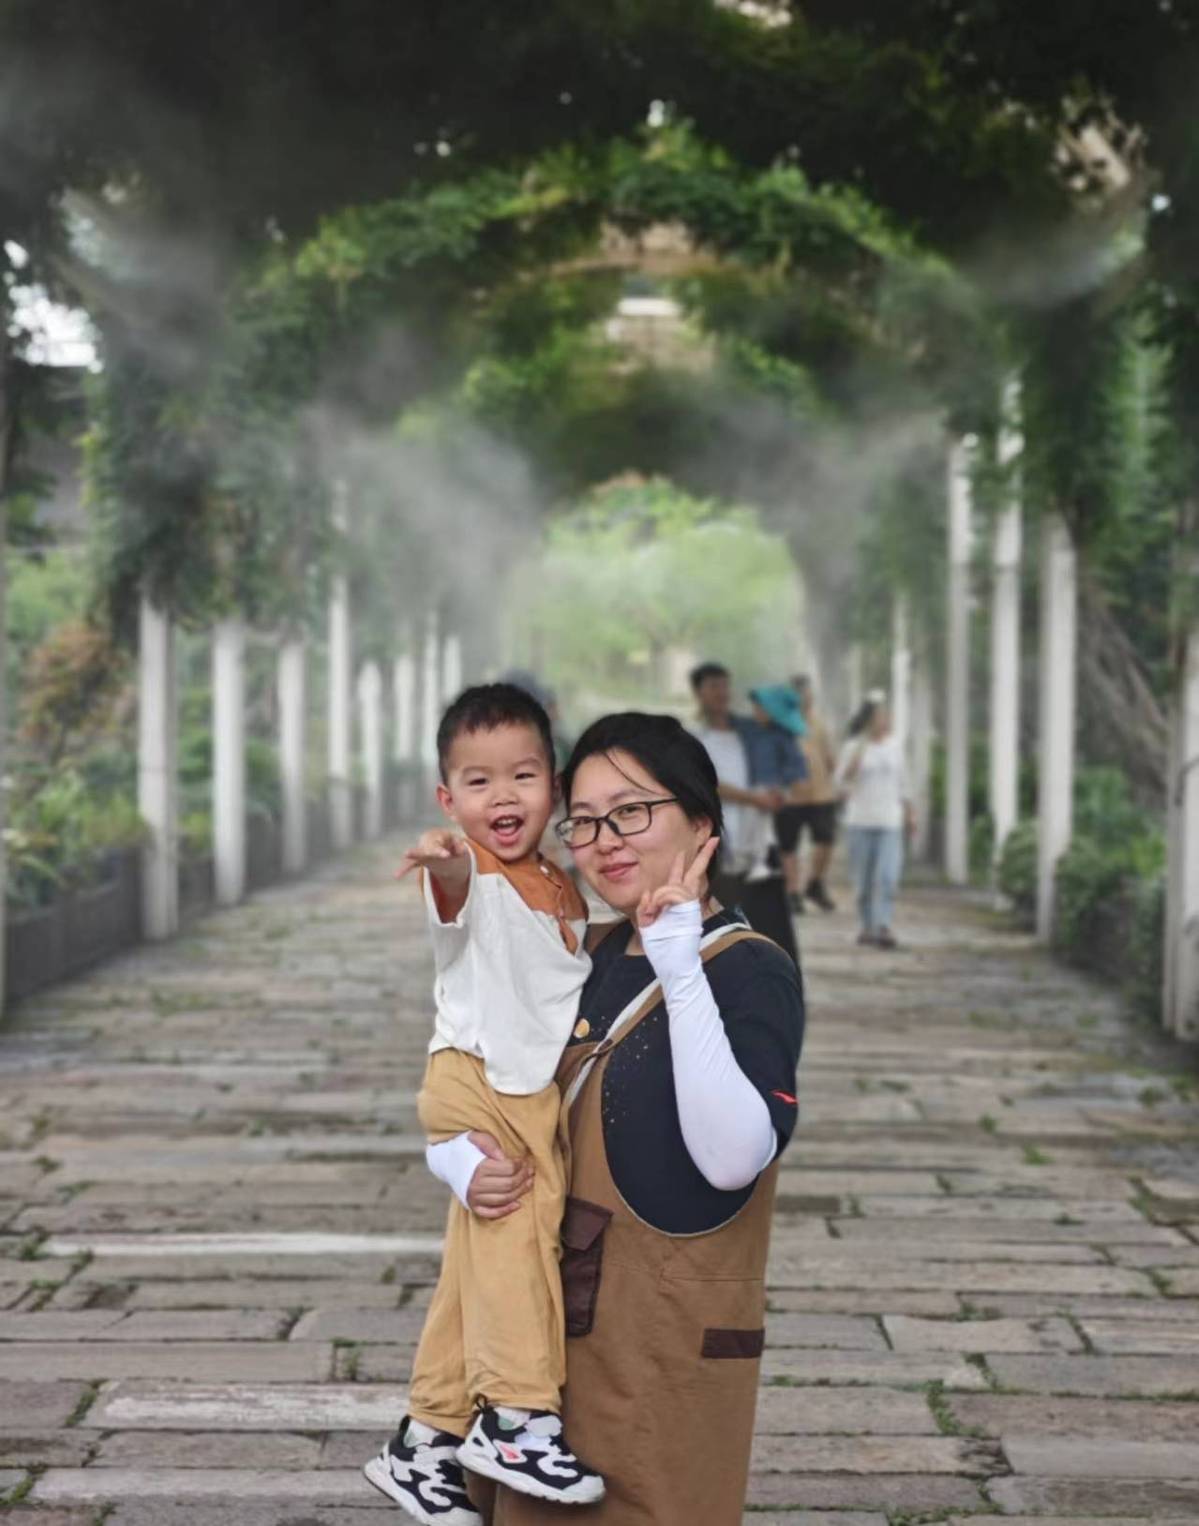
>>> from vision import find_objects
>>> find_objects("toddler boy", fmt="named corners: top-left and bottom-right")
top-left (364, 683), bottom-right (602, 1524)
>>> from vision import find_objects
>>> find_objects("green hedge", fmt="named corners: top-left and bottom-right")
top-left (997, 768), bottom-right (1165, 1022)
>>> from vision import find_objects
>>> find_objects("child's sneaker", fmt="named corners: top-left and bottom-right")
top-left (363, 1416), bottom-right (482, 1525)
top-left (458, 1405), bottom-right (604, 1505)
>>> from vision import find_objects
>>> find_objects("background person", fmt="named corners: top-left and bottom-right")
top-left (689, 661), bottom-right (798, 964)
top-left (834, 697), bottom-right (913, 950)
top-left (779, 673), bottom-right (840, 913)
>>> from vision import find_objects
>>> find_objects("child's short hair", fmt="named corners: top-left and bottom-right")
top-left (437, 682), bottom-right (556, 782)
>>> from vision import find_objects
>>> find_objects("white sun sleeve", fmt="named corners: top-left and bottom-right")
top-left (641, 900), bottom-right (778, 1192)
top-left (424, 1133), bottom-right (487, 1210)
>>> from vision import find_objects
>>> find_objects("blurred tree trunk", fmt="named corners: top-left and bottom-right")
top-left (1076, 570), bottom-right (1168, 810)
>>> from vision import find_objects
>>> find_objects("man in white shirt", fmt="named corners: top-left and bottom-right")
top-left (689, 662), bottom-right (798, 965)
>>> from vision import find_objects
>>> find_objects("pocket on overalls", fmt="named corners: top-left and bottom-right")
top-left (700, 1326), bottom-right (766, 1358)
top-left (560, 1196), bottom-right (612, 1338)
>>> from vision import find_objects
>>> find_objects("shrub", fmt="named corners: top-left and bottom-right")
top-left (998, 819), bottom-right (1037, 921)
top-left (1128, 874), bottom-right (1166, 1023)
top-left (6, 769), bottom-right (147, 911)
top-left (1053, 835), bottom-right (1132, 961)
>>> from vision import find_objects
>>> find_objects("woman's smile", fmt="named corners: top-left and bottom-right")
top-left (598, 858), bottom-right (638, 883)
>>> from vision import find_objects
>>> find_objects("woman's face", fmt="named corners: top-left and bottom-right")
top-left (870, 705), bottom-right (892, 740)
top-left (567, 749), bottom-right (712, 917)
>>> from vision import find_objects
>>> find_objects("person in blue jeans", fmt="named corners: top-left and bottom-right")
top-left (834, 697), bottom-right (914, 950)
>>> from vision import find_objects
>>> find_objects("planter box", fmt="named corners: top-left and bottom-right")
top-left (6, 901), bottom-right (66, 1001)
top-left (61, 853), bottom-right (141, 976)
top-left (6, 850), bottom-right (142, 1002)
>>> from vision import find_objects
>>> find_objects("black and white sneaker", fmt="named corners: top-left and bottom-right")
top-left (458, 1405), bottom-right (604, 1506)
top-left (363, 1416), bottom-right (482, 1525)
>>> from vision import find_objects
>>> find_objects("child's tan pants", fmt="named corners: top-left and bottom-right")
top-left (408, 1047), bottom-right (567, 1435)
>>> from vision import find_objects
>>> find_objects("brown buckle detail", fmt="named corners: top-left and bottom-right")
top-left (700, 1327), bottom-right (766, 1359)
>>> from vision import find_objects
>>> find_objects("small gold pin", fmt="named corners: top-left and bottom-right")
top-left (573, 1018), bottom-right (591, 1039)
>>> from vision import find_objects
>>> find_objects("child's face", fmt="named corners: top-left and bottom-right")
top-left (437, 722), bottom-right (556, 862)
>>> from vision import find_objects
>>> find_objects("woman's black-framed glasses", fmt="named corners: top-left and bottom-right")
top-left (555, 798), bottom-right (680, 849)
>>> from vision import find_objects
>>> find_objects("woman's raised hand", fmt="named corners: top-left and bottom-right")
top-left (636, 836), bottom-right (719, 930)
top-left (465, 1130), bottom-right (534, 1219)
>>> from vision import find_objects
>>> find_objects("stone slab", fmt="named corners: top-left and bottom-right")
top-left (737, 1516), bottom-right (884, 1526)
top-left (43, 1231), bottom-right (444, 1258)
top-left (1003, 1438), bottom-right (1199, 1478)
top-left (951, 1519), bottom-right (1193, 1526)
top-left (766, 1256), bottom-right (1154, 1295)
top-left (107, 1310), bottom-right (289, 1341)
top-left (92, 1431), bottom-right (322, 1469)
top-left (0, 1311), bottom-right (127, 1339)
top-left (884, 1314), bottom-right (1082, 1352)
top-left (988, 1476), bottom-right (1199, 1516)
top-left (0, 1510), bottom-right (96, 1526)
top-left (744, 1471), bottom-right (984, 1511)
top-left (85, 1381), bottom-right (407, 1430)
top-left (766, 1289), bottom-right (960, 1316)
top-left (960, 1293), bottom-right (1199, 1322)
top-left (0, 1432), bottom-right (94, 1468)
top-left (123, 1279), bottom-right (403, 1310)
top-left (989, 1354), bottom-right (1199, 1397)
top-left (751, 1385), bottom-right (938, 1436)
top-left (0, 1341), bottom-right (332, 1382)
top-left (34, 1467), bottom-right (372, 1503)
top-left (102, 1512), bottom-right (392, 1526)
top-left (749, 1434), bottom-right (995, 1473)
top-left (762, 1349), bottom-right (990, 1388)
top-left (290, 1308), bottom-right (426, 1343)
top-left (947, 1393), bottom-right (1199, 1441)
top-left (1080, 1318), bottom-right (1199, 1354)
top-left (0, 1380), bottom-right (90, 1430)
top-left (0, 1468), bottom-right (28, 1495)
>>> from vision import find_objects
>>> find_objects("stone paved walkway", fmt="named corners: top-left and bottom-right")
top-left (1, 838), bottom-right (1198, 1526)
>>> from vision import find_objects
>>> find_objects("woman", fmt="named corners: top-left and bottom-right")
top-left (834, 697), bottom-right (913, 950)
top-left (427, 713), bottom-right (805, 1525)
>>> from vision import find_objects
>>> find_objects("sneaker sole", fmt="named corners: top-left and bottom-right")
top-left (362, 1456), bottom-right (482, 1526)
top-left (457, 1447), bottom-right (605, 1506)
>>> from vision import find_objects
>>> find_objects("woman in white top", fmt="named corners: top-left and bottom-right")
top-left (834, 698), bottom-right (913, 949)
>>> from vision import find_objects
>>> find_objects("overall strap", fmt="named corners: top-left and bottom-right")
top-left (563, 922), bottom-right (768, 1111)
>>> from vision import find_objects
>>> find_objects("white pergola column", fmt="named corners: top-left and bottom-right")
top-left (137, 594), bottom-right (179, 939)
top-left (909, 643), bottom-right (934, 862)
top-left (211, 617), bottom-right (247, 906)
top-left (278, 638), bottom-right (307, 874)
top-left (443, 632), bottom-right (463, 702)
top-left (1036, 513), bottom-right (1078, 941)
top-left (990, 380), bottom-right (1023, 868)
top-left (420, 604), bottom-right (442, 775)
top-left (328, 482), bottom-right (354, 851)
top-left (890, 593), bottom-right (912, 753)
top-left (0, 493), bottom-right (7, 1003)
top-left (945, 437), bottom-right (973, 885)
top-left (1166, 623), bottom-right (1199, 1038)
top-left (393, 625), bottom-right (417, 766)
top-left (358, 661), bottom-right (384, 840)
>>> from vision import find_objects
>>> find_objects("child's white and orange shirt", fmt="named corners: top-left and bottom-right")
top-left (422, 840), bottom-right (590, 1095)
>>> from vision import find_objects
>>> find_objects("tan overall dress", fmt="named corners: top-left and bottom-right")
top-left (475, 927), bottom-right (781, 1526)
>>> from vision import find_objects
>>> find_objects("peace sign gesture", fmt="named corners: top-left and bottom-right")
top-left (636, 836), bottom-right (719, 930)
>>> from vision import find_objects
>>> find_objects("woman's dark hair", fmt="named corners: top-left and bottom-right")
top-left (562, 712), bottom-right (724, 867)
